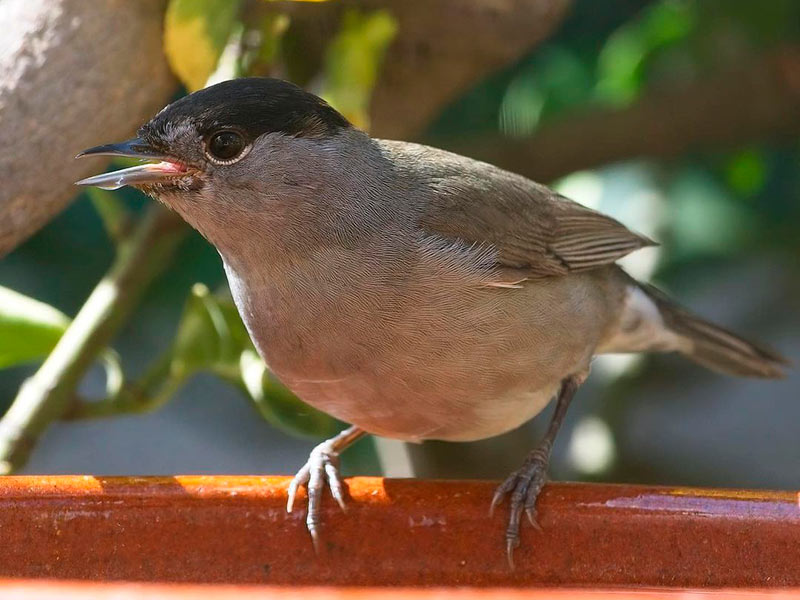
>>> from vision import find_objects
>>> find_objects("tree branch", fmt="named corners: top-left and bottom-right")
top-left (439, 47), bottom-right (800, 182)
top-left (260, 0), bottom-right (573, 138)
top-left (0, 0), bottom-right (176, 257)
top-left (0, 206), bottom-right (187, 473)
top-left (365, 0), bottom-right (573, 139)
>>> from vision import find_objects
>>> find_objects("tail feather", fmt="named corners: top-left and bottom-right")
top-left (641, 283), bottom-right (789, 379)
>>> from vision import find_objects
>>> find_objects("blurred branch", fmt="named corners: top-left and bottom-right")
top-left (87, 187), bottom-right (134, 245)
top-left (441, 47), bottom-right (800, 182)
top-left (366, 0), bottom-right (573, 138)
top-left (0, 0), bottom-right (177, 257)
top-left (64, 350), bottom-right (179, 420)
top-left (0, 206), bottom-right (187, 473)
top-left (254, 0), bottom-right (573, 138)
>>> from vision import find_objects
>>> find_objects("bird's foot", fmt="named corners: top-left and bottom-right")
top-left (287, 438), bottom-right (348, 553)
top-left (490, 445), bottom-right (550, 569)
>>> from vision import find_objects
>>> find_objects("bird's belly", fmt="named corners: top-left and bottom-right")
top-left (283, 372), bottom-right (561, 442)
top-left (224, 253), bottom-right (613, 443)
top-left (246, 280), bottom-right (599, 442)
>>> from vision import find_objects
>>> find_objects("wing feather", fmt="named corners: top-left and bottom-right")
top-left (378, 139), bottom-right (655, 279)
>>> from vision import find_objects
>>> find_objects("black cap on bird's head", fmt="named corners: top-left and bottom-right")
top-left (76, 78), bottom-right (350, 191)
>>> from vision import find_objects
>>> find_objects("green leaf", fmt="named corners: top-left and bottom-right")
top-left (321, 8), bottom-right (398, 129)
top-left (595, 0), bottom-right (695, 106)
top-left (240, 12), bottom-right (292, 77)
top-left (170, 284), bottom-right (339, 437)
top-left (164, 0), bottom-right (244, 91)
top-left (171, 283), bottom-right (243, 379)
top-left (240, 350), bottom-right (341, 438)
top-left (0, 287), bottom-right (70, 369)
top-left (499, 47), bottom-right (591, 137)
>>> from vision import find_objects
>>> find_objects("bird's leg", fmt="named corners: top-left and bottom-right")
top-left (490, 375), bottom-right (580, 568)
top-left (287, 425), bottom-right (366, 552)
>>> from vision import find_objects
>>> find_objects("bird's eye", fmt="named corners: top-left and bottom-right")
top-left (206, 130), bottom-right (247, 163)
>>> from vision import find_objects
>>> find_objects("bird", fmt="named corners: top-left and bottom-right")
top-left (76, 77), bottom-right (788, 566)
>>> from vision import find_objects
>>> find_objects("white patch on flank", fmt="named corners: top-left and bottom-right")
top-left (598, 285), bottom-right (681, 354)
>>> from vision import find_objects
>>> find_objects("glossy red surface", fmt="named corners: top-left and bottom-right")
top-left (0, 477), bottom-right (798, 587)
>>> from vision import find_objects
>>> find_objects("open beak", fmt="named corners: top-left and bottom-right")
top-left (75, 138), bottom-right (188, 190)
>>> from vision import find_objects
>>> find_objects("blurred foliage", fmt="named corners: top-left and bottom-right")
top-left (171, 284), bottom-right (249, 383)
top-left (594, 0), bottom-right (695, 106)
top-left (164, 0), bottom-right (244, 91)
top-left (320, 9), bottom-right (398, 129)
top-left (172, 285), bottom-right (341, 437)
top-left (239, 12), bottom-right (291, 76)
top-left (724, 149), bottom-right (768, 197)
top-left (0, 287), bottom-right (69, 369)
top-left (435, 0), bottom-right (800, 132)
top-left (433, 0), bottom-right (800, 261)
top-left (85, 187), bottom-right (131, 244)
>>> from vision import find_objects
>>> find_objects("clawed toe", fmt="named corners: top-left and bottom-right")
top-left (286, 428), bottom-right (365, 552)
top-left (525, 507), bottom-right (542, 531)
top-left (491, 454), bottom-right (549, 568)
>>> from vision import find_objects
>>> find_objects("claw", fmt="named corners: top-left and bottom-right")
top-left (286, 434), bottom-right (357, 552)
top-left (506, 538), bottom-right (517, 570)
top-left (283, 427), bottom-right (365, 554)
top-left (287, 463), bottom-right (310, 513)
top-left (491, 452), bottom-right (550, 567)
top-left (309, 524), bottom-right (321, 555)
top-left (489, 471), bottom-right (518, 516)
top-left (526, 508), bottom-right (543, 532)
top-left (489, 491), bottom-right (502, 517)
top-left (325, 461), bottom-right (347, 512)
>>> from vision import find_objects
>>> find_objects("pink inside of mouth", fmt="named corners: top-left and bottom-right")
top-left (148, 161), bottom-right (189, 174)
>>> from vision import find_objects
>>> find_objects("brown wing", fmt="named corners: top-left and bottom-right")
top-left (409, 143), bottom-right (655, 278)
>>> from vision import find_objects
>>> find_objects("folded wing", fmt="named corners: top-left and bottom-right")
top-left (415, 147), bottom-right (654, 278)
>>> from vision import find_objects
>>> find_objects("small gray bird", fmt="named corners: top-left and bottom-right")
top-left (77, 78), bottom-right (787, 563)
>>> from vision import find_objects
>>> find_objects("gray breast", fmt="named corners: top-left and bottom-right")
top-left (222, 238), bottom-right (614, 442)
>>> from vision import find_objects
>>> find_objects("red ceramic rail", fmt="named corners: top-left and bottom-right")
top-left (0, 476), bottom-right (798, 590)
